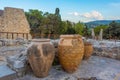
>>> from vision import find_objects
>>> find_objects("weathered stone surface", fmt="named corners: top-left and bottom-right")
top-left (0, 10), bottom-right (3, 27)
top-left (87, 39), bottom-right (120, 60)
top-left (0, 7), bottom-right (31, 39)
top-left (0, 39), bottom-right (29, 47)
top-left (0, 41), bottom-right (3, 46)
top-left (6, 50), bottom-right (28, 77)
top-left (0, 42), bottom-right (29, 77)
top-left (0, 65), bottom-right (16, 80)
top-left (0, 10), bottom-right (3, 16)
top-left (0, 16), bottom-right (3, 31)
top-left (0, 56), bottom-right (7, 65)
top-left (15, 56), bottom-right (120, 80)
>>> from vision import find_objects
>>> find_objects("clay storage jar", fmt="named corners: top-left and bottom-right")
top-left (27, 39), bottom-right (55, 78)
top-left (83, 42), bottom-right (93, 60)
top-left (58, 35), bottom-right (84, 73)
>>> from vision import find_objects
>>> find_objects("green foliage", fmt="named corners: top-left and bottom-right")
top-left (60, 21), bottom-right (68, 34)
top-left (74, 21), bottom-right (84, 35)
top-left (65, 21), bottom-right (75, 34)
top-left (55, 8), bottom-right (61, 20)
top-left (104, 21), bottom-right (120, 39)
top-left (25, 8), bottom-right (62, 38)
top-left (25, 8), bottom-right (120, 39)
top-left (83, 25), bottom-right (90, 37)
top-left (25, 9), bottom-right (43, 35)
top-left (94, 25), bottom-right (108, 36)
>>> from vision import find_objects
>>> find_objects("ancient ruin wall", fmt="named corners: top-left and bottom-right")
top-left (0, 16), bottom-right (2, 32)
top-left (0, 7), bottom-right (31, 39)
top-left (0, 10), bottom-right (3, 32)
top-left (3, 7), bottom-right (30, 33)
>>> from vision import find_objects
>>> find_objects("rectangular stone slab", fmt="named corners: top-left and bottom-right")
top-left (0, 65), bottom-right (16, 80)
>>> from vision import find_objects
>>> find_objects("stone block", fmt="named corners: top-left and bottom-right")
top-left (0, 65), bottom-right (16, 80)
top-left (6, 53), bottom-right (27, 77)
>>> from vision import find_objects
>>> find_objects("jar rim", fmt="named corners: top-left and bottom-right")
top-left (84, 42), bottom-right (92, 45)
top-left (60, 34), bottom-right (81, 38)
top-left (31, 39), bottom-right (50, 42)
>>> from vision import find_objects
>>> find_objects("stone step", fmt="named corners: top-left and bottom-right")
top-left (0, 65), bottom-right (16, 80)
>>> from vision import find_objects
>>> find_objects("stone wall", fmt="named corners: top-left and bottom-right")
top-left (0, 10), bottom-right (3, 32)
top-left (0, 7), bottom-right (31, 39)
top-left (0, 16), bottom-right (2, 31)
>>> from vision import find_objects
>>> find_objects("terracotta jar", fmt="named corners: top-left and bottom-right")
top-left (83, 42), bottom-right (93, 60)
top-left (27, 39), bottom-right (55, 78)
top-left (58, 35), bottom-right (84, 73)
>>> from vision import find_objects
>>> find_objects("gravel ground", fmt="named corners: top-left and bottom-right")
top-left (15, 56), bottom-right (120, 80)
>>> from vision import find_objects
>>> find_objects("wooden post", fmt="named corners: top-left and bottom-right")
top-left (17, 33), bottom-right (18, 39)
top-left (12, 33), bottom-right (14, 39)
top-left (26, 33), bottom-right (28, 40)
top-left (22, 33), bottom-right (24, 39)
top-left (7, 33), bottom-right (8, 39)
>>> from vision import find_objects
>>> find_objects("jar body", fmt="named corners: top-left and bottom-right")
top-left (83, 42), bottom-right (93, 60)
top-left (58, 35), bottom-right (84, 73)
top-left (27, 39), bottom-right (55, 77)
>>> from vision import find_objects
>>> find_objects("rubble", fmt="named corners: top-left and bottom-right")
top-left (6, 51), bottom-right (27, 77)
top-left (87, 39), bottom-right (120, 60)
top-left (0, 39), bottom-right (29, 47)
top-left (0, 39), bottom-right (29, 78)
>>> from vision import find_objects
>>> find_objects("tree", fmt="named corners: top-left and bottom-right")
top-left (83, 24), bottom-right (90, 38)
top-left (60, 21), bottom-right (68, 34)
top-left (104, 21), bottom-right (120, 39)
top-left (74, 21), bottom-right (84, 35)
top-left (64, 20), bottom-right (76, 34)
top-left (54, 8), bottom-right (62, 38)
top-left (42, 10), bottom-right (62, 38)
top-left (25, 9), bottom-right (43, 38)
top-left (55, 8), bottom-right (61, 20)
top-left (94, 25), bottom-right (108, 36)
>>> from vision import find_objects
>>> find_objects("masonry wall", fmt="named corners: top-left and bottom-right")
top-left (0, 7), bottom-right (31, 39)
top-left (0, 16), bottom-right (3, 32)
top-left (0, 17), bottom-right (2, 31)
top-left (0, 16), bottom-right (6, 38)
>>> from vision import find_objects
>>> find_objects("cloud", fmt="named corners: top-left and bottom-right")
top-left (82, 11), bottom-right (104, 20)
top-left (108, 16), bottom-right (120, 20)
top-left (68, 12), bottom-right (80, 16)
top-left (68, 11), bottom-right (104, 20)
top-left (110, 2), bottom-right (120, 7)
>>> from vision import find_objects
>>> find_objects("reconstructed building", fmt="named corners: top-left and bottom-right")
top-left (0, 7), bottom-right (31, 39)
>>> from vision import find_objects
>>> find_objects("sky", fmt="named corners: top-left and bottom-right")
top-left (0, 0), bottom-right (120, 22)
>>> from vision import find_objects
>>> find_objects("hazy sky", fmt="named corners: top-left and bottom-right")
top-left (0, 0), bottom-right (120, 22)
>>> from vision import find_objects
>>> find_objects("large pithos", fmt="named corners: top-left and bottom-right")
top-left (27, 39), bottom-right (55, 78)
top-left (83, 42), bottom-right (93, 60)
top-left (58, 35), bottom-right (84, 73)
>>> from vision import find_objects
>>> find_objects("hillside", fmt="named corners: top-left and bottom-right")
top-left (85, 20), bottom-right (120, 28)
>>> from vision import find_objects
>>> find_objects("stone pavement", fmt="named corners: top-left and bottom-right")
top-left (15, 56), bottom-right (120, 80)
top-left (0, 65), bottom-right (16, 80)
